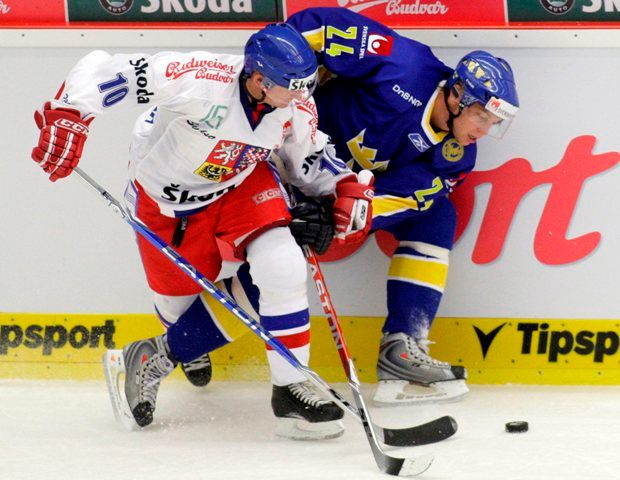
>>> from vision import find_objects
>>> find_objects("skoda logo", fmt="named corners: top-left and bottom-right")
top-left (539, 0), bottom-right (575, 15)
top-left (99, 0), bottom-right (134, 15)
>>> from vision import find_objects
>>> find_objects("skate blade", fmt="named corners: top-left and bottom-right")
top-left (373, 379), bottom-right (469, 407)
top-left (102, 350), bottom-right (138, 431)
top-left (275, 418), bottom-right (345, 441)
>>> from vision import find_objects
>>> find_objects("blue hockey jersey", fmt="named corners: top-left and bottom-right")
top-left (287, 8), bottom-right (476, 223)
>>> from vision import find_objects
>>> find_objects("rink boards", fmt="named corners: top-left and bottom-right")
top-left (1, 312), bottom-right (619, 385)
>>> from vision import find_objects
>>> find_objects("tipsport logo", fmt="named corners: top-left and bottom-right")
top-left (474, 322), bottom-right (620, 364)
top-left (0, 320), bottom-right (116, 356)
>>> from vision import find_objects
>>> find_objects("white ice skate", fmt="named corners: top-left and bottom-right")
top-left (373, 333), bottom-right (469, 406)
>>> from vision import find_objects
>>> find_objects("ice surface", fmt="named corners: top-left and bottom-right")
top-left (1, 380), bottom-right (619, 480)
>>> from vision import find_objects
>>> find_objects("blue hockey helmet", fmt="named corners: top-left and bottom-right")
top-left (244, 23), bottom-right (318, 99)
top-left (448, 50), bottom-right (519, 137)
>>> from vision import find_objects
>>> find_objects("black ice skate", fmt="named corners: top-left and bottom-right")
top-left (271, 381), bottom-right (345, 440)
top-left (103, 335), bottom-right (177, 429)
top-left (374, 332), bottom-right (468, 406)
top-left (181, 352), bottom-right (212, 387)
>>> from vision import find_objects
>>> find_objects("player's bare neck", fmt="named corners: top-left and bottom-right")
top-left (245, 75), bottom-right (267, 106)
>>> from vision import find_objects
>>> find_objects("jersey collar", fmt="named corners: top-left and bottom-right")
top-left (420, 80), bottom-right (449, 145)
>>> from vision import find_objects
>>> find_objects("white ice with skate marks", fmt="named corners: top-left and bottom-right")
top-left (1, 381), bottom-right (619, 480)
top-left (373, 379), bottom-right (469, 406)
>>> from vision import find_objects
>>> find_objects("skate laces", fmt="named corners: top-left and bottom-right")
top-left (406, 336), bottom-right (449, 367)
top-left (415, 338), bottom-right (434, 355)
top-left (289, 382), bottom-right (330, 408)
top-left (182, 353), bottom-right (211, 372)
top-left (139, 353), bottom-right (175, 405)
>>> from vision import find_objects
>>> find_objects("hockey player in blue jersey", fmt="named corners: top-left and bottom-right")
top-left (289, 7), bottom-right (518, 404)
top-left (180, 7), bottom-right (519, 404)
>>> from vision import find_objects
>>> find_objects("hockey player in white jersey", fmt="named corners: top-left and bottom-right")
top-left (30, 23), bottom-right (374, 440)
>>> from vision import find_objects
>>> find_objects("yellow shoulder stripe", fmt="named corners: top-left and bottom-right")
top-left (302, 27), bottom-right (326, 53)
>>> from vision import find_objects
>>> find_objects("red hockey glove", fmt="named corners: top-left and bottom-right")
top-left (31, 102), bottom-right (92, 182)
top-left (333, 169), bottom-right (374, 247)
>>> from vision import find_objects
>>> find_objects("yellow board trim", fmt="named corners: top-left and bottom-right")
top-left (1, 313), bottom-right (619, 385)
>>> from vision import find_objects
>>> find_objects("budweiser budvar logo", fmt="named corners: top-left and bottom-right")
top-left (337, 0), bottom-right (448, 15)
top-left (0, 0), bottom-right (10, 14)
top-left (295, 101), bottom-right (319, 143)
top-left (166, 57), bottom-right (236, 82)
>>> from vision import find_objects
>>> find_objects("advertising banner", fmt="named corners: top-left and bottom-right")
top-left (3, 313), bottom-right (619, 384)
top-left (432, 318), bottom-right (620, 384)
top-left (0, 0), bottom-right (66, 25)
top-left (284, 0), bottom-right (507, 27)
top-left (67, 0), bottom-right (283, 23)
top-left (508, 0), bottom-right (620, 22)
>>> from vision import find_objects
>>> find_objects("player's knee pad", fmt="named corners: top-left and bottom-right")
top-left (153, 293), bottom-right (198, 328)
top-left (246, 227), bottom-right (308, 316)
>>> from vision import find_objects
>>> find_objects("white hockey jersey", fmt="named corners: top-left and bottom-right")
top-left (51, 50), bottom-right (351, 217)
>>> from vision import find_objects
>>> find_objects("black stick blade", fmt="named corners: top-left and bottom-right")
top-left (382, 416), bottom-right (458, 447)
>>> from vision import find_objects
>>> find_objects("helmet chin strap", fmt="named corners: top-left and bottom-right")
top-left (443, 85), bottom-right (464, 132)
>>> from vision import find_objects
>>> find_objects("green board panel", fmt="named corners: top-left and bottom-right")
top-left (508, 0), bottom-right (620, 22)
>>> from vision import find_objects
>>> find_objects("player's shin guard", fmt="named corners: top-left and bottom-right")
top-left (247, 228), bottom-right (344, 439)
top-left (263, 310), bottom-right (344, 440)
top-left (163, 294), bottom-right (232, 372)
top-left (154, 294), bottom-right (214, 387)
top-left (374, 241), bottom-right (468, 405)
top-left (179, 263), bottom-right (261, 385)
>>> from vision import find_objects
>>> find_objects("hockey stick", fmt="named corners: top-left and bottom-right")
top-left (303, 245), bottom-right (457, 447)
top-left (73, 167), bottom-right (432, 477)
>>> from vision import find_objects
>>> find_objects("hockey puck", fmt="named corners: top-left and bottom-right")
top-left (505, 421), bottom-right (528, 433)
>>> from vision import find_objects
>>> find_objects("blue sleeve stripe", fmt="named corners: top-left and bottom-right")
top-left (319, 157), bottom-right (340, 175)
top-left (319, 148), bottom-right (348, 175)
top-left (324, 148), bottom-right (348, 169)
